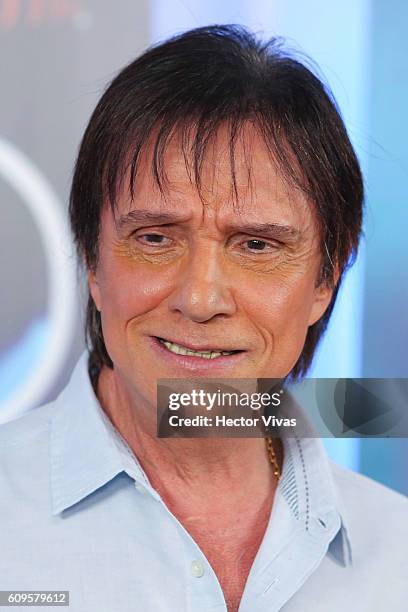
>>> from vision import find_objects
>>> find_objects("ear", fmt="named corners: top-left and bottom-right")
top-left (308, 283), bottom-right (334, 326)
top-left (87, 266), bottom-right (102, 312)
top-left (308, 267), bottom-right (340, 327)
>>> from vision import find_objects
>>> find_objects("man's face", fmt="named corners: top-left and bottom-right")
top-left (89, 124), bottom-right (333, 406)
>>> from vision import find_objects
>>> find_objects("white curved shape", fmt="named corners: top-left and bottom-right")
top-left (0, 137), bottom-right (77, 422)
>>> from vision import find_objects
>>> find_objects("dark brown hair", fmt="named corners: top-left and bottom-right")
top-left (69, 24), bottom-right (364, 379)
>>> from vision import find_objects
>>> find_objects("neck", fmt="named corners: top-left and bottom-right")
top-left (96, 365), bottom-right (283, 507)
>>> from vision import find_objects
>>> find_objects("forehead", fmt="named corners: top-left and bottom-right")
top-left (113, 122), bottom-right (316, 229)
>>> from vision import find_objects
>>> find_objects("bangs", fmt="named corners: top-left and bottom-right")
top-left (103, 110), bottom-right (310, 219)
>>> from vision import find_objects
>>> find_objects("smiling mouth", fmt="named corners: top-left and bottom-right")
top-left (155, 337), bottom-right (241, 359)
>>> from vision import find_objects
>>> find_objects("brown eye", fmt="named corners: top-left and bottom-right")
top-left (136, 233), bottom-right (171, 246)
top-left (246, 239), bottom-right (267, 251)
top-left (141, 234), bottom-right (166, 243)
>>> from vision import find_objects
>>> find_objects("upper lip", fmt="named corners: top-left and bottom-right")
top-left (154, 336), bottom-right (243, 353)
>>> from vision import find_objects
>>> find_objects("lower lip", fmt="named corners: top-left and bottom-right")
top-left (149, 336), bottom-right (246, 373)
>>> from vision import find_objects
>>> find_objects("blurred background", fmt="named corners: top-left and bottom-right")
top-left (0, 0), bottom-right (407, 493)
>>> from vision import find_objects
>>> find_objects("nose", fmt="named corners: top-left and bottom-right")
top-left (167, 243), bottom-right (237, 322)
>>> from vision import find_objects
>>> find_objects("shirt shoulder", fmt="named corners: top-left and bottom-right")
top-left (329, 460), bottom-right (408, 565)
top-left (0, 400), bottom-right (61, 532)
top-left (330, 460), bottom-right (408, 513)
top-left (0, 399), bottom-right (57, 449)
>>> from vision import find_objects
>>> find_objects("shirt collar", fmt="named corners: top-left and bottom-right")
top-left (49, 352), bottom-right (156, 516)
top-left (49, 352), bottom-right (352, 566)
top-left (278, 393), bottom-right (353, 567)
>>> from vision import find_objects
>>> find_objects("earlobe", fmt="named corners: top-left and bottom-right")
top-left (308, 282), bottom-right (334, 327)
top-left (308, 262), bottom-right (340, 326)
top-left (88, 268), bottom-right (102, 312)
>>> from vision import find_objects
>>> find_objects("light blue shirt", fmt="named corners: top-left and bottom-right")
top-left (1, 353), bottom-right (407, 611)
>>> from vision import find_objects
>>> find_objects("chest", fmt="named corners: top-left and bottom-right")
top-left (180, 512), bottom-right (271, 612)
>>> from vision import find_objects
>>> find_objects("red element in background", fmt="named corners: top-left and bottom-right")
top-left (0, 0), bottom-right (18, 29)
top-left (27, 0), bottom-right (46, 26)
top-left (0, 0), bottom-right (81, 29)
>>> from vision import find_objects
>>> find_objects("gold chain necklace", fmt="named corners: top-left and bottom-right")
top-left (265, 437), bottom-right (281, 479)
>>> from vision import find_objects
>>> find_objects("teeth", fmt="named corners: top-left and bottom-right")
top-left (159, 339), bottom-right (235, 359)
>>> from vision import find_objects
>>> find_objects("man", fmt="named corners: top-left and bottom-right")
top-left (1, 25), bottom-right (407, 612)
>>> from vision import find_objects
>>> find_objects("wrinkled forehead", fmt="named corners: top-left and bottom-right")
top-left (111, 121), bottom-right (318, 231)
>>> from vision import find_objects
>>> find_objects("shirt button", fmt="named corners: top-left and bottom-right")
top-left (191, 560), bottom-right (205, 578)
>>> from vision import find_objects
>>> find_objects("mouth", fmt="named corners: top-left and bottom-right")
top-left (155, 337), bottom-right (242, 360)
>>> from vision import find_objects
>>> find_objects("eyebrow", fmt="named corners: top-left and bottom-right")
top-left (116, 209), bottom-right (302, 242)
top-left (116, 210), bottom-right (188, 232)
top-left (224, 222), bottom-right (302, 242)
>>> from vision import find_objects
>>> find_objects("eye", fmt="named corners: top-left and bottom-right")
top-left (244, 239), bottom-right (278, 252)
top-left (136, 232), bottom-right (171, 246)
top-left (246, 239), bottom-right (267, 251)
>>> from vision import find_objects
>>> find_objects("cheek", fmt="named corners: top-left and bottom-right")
top-left (98, 259), bottom-right (175, 326)
top-left (261, 280), bottom-right (314, 320)
top-left (240, 272), bottom-right (317, 345)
